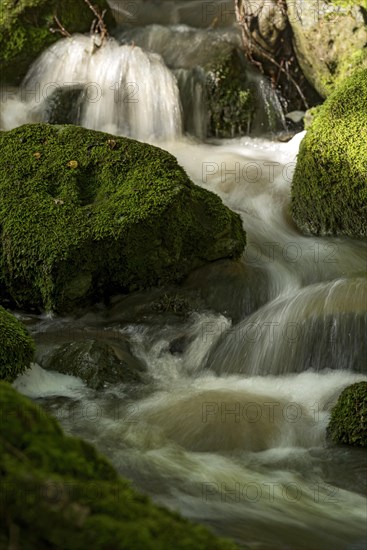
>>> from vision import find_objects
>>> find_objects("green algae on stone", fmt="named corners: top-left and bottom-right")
top-left (0, 0), bottom-right (114, 85)
top-left (0, 306), bottom-right (34, 382)
top-left (327, 382), bottom-right (367, 447)
top-left (0, 123), bottom-right (246, 312)
top-left (291, 70), bottom-right (367, 238)
top-left (0, 382), bottom-right (237, 549)
top-left (205, 50), bottom-right (254, 138)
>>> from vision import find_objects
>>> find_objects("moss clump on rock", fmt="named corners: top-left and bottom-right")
top-left (0, 123), bottom-right (246, 312)
top-left (206, 50), bottom-right (254, 138)
top-left (287, 1), bottom-right (367, 97)
top-left (291, 70), bottom-right (367, 237)
top-left (0, 382), bottom-right (237, 549)
top-left (0, 307), bottom-right (34, 382)
top-left (0, 0), bottom-right (114, 85)
top-left (327, 382), bottom-right (367, 447)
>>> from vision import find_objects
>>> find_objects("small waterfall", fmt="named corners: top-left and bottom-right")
top-left (246, 69), bottom-right (288, 134)
top-left (21, 35), bottom-right (182, 141)
top-left (205, 278), bottom-right (367, 376)
top-left (117, 24), bottom-right (242, 69)
top-left (174, 67), bottom-right (207, 139)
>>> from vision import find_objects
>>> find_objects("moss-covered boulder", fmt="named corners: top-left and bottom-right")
top-left (287, 1), bottom-right (367, 97)
top-left (327, 382), bottom-right (367, 447)
top-left (291, 70), bottom-right (367, 237)
top-left (0, 123), bottom-right (246, 312)
top-left (0, 382), bottom-right (236, 548)
top-left (0, 0), bottom-right (114, 85)
top-left (0, 307), bottom-right (34, 382)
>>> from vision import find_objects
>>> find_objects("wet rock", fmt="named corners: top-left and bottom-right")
top-left (41, 86), bottom-right (84, 125)
top-left (38, 339), bottom-right (146, 389)
top-left (168, 334), bottom-right (194, 356)
top-left (183, 259), bottom-right (270, 323)
top-left (205, 49), bottom-right (254, 138)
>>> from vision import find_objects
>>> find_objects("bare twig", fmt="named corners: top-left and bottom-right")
top-left (84, 0), bottom-right (108, 47)
top-left (50, 15), bottom-right (71, 38)
top-left (234, 0), bottom-right (309, 109)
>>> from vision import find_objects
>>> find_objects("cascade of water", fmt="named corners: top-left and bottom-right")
top-left (246, 68), bottom-right (288, 133)
top-left (3, 4), bottom-right (366, 548)
top-left (107, 0), bottom-right (236, 28)
top-left (20, 35), bottom-right (182, 141)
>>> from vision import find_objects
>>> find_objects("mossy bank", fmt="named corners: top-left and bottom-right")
top-left (0, 307), bottom-right (34, 381)
top-left (0, 123), bottom-right (246, 312)
top-left (0, 0), bottom-right (114, 84)
top-left (328, 382), bottom-right (367, 447)
top-left (0, 382), bottom-right (237, 549)
top-left (291, 70), bottom-right (367, 238)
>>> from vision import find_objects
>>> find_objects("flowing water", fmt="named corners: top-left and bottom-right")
top-left (2, 3), bottom-right (367, 548)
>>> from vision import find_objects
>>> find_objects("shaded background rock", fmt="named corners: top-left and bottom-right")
top-left (235, 0), bottom-right (322, 112)
top-left (287, 0), bottom-right (367, 97)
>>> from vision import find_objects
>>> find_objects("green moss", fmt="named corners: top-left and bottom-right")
top-left (330, 1), bottom-right (367, 8)
top-left (206, 50), bottom-right (254, 138)
top-left (321, 46), bottom-right (367, 95)
top-left (288, 2), bottom-right (367, 98)
top-left (0, 307), bottom-right (34, 382)
top-left (327, 382), bottom-right (367, 447)
top-left (0, 0), bottom-right (114, 84)
top-left (0, 382), bottom-right (237, 549)
top-left (0, 123), bottom-right (246, 313)
top-left (291, 69), bottom-right (367, 237)
top-left (151, 293), bottom-right (194, 316)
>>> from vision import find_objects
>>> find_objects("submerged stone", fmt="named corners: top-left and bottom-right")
top-left (0, 306), bottom-right (34, 382)
top-left (291, 70), bottom-right (367, 237)
top-left (0, 123), bottom-right (246, 312)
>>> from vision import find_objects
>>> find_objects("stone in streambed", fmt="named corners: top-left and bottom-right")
top-left (0, 123), bottom-right (246, 312)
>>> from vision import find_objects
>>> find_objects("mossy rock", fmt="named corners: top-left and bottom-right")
top-left (205, 49), bottom-right (254, 138)
top-left (0, 306), bottom-right (34, 382)
top-left (0, 382), bottom-right (237, 549)
top-left (291, 70), bottom-right (367, 237)
top-left (0, 0), bottom-right (114, 85)
top-left (327, 382), bottom-right (367, 447)
top-left (0, 123), bottom-right (246, 312)
top-left (287, 1), bottom-right (367, 97)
